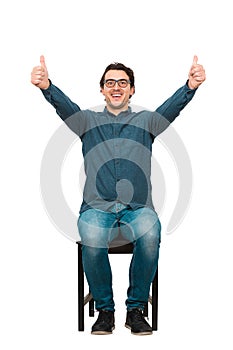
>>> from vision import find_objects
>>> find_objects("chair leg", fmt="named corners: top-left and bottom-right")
top-left (78, 244), bottom-right (85, 331)
top-left (144, 302), bottom-right (148, 317)
top-left (152, 268), bottom-right (158, 331)
top-left (89, 291), bottom-right (95, 317)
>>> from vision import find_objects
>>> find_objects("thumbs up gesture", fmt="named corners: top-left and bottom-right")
top-left (188, 55), bottom-right (206, 89)
top-left (31, 55), bottom-right (50, 90)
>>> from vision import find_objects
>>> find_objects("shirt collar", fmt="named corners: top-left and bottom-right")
top-left (103, 106), bottom-right (132, 117)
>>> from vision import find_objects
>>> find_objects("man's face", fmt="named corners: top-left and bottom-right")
top-left (101, 70), bottom-right (135, 114)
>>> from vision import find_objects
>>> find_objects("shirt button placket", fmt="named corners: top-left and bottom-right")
top-left (114, 123), bottom-right (121, 207)
top-left (114, 124), bottom-right (120, 180)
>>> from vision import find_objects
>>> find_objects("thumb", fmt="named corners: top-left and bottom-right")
top-left (40, 55), bottom-right (47, 69)
top-left (192, 55), bottom-right (198, 66)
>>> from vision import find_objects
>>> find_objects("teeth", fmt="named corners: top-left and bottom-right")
top-left (112, 94), bottom-right (121, 97)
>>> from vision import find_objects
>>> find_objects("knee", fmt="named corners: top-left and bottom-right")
top-left (137, 212), bottom-right (161, 249)
top-left (82, 245), bottom-right (107, 260)
top-left (144, 220), bottom-right (161, 244)
top-left (78, 231), bottom-right (109, 249)
top-left (77, 212), bottom-right (109, 248)
top-left (137, 210), bottom-right (161, 243)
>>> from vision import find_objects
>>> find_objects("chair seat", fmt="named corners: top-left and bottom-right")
top-left (108, 240), bottom-right (134, 254)
top-left (76, 237), bottom-right (134, 254)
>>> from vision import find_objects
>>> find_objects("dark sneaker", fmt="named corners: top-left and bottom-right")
top-left (91, 310), bottom-right (115, 335)
top-left (125, 308), bottom-right (153, 335)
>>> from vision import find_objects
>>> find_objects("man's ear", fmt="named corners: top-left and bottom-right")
top-left (130, 86), bottom-right (135, 96)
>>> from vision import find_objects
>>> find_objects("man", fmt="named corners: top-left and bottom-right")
top-left (31, 56), bottom-right (205, 335)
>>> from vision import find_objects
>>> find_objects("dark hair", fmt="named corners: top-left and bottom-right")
top-left (99, 62), bottom-right (135, 91)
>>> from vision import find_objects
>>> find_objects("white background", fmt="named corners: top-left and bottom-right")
top-left (1, 0), bottom-right (232, 348)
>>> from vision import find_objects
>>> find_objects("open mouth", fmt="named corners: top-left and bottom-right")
top-left (111, 93), bottom-right (122, 99)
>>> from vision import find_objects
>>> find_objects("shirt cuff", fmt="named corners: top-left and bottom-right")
top-left (185, 80), bottom-right (198, 93)
top-left (40, 79), bottom-right (52, 100)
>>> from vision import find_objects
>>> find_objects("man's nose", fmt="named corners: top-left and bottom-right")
top-left (113, 82), bottom-right (120, 89)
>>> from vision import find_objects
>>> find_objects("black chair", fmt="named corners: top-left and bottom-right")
top-left (76, 234), bottom-right (158, 332)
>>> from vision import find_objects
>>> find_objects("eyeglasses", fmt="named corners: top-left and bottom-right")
top-left (103, 79), bottom-right (131, 88)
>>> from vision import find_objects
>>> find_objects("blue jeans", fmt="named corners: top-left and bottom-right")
top-left (77, 204), bottom-right (161, 311)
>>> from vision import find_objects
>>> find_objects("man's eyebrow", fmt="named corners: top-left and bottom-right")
top-left (105, 78), bottom-right (128, 80)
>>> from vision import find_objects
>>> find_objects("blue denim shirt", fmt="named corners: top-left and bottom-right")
top-left (41, 82), bottom-right (196, 213)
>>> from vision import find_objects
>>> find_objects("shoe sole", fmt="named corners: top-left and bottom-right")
top-left (125, 324), bottom-right (153, 336)
top-left (91, 326), bottom-right (115, 335)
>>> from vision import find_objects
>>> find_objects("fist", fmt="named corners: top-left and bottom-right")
top-left (188, 55), bottom-right (206, 89)
top-left (31, 55), bottom-right (50, 90)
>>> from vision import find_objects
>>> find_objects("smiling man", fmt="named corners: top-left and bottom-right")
top-left (99, 64), bottom-right (135, 113)
top-left (31, 56), bottom-right (205, 335)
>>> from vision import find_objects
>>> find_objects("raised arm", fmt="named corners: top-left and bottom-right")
top-left (156, 55), bottom-right (206, 123)
top-left (31, 55), bottom-right (81, 121)
top-left (149, 56), bottom-right (206, 137)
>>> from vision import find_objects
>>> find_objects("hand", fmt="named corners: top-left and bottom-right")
top-left (188, 55), bottom-right (206, 89)
top-left (31, 55), bottom-right (50, 90)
